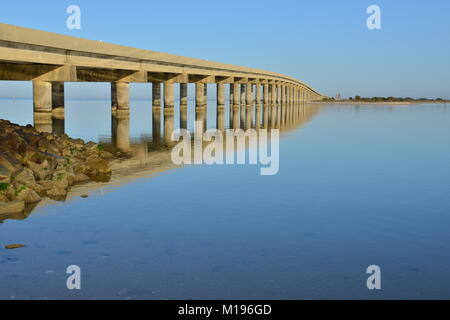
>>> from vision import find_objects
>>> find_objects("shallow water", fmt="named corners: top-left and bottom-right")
top-left (1, 99), bottom-right (450, 299)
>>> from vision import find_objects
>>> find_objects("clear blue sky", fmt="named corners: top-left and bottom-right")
top-left (1, 0), bottom-right (449, 99)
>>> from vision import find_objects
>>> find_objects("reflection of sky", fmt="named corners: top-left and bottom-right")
top-left (1, 103), bottom-right (450, 299)
top-left (1, 0), bottom-right (450, 99)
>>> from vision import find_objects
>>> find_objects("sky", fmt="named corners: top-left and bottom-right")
top-left (0, 0), bottom-right (449, 99)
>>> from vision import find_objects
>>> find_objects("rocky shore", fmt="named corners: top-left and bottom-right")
top-left (0, 119), bottom-right (115, 215)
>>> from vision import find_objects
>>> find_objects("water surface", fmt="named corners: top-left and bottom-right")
top-left (1, 99), bottom-right (449, 299)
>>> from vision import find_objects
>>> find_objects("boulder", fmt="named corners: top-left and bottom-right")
top-left (14, 186), bottom-right (41, 203)
top-left (27, 160), bottom-right (52, 181)
top-left (0, 193), bottom-right (8, 202)
top-left (86, 157), bottom-right (111, 175)
top-left (100, 151), bottom-right (114, 159)
top-left (73, 173), bottom-right (90, 183)
top-left (0, 151), bottom-right (22, 173)
top-left (13, 168), bottom-right (36, 186)
top-left (46, 186), bottom-right (68, 198)
top-left (0, 200), bottom-right (25, 214)
top-left (51, 169), bottom-right (70, 189)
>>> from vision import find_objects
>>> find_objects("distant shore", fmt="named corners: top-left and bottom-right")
top-left (312, 100), bottom-right (449, 105)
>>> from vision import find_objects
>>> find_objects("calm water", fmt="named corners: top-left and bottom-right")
top-left (1, 98), bottom-right (450, 299)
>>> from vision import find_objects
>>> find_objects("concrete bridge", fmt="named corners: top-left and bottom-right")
top-left (0, 23), bottom-right (325, 141)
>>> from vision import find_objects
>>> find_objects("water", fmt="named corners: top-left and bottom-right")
top-left (1, 99), bottom-right (450, 299)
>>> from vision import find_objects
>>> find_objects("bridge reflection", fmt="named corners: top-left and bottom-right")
top-left (1, 101), bottom-right (321, 222)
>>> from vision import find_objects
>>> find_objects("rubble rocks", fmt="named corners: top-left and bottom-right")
top-left (0, 119), bottom-right (114, 214)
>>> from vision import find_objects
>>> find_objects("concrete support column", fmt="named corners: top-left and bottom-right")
top-left (229, 84), bottom-right (234, 128)
top-left (204, 84), bottom-right (208, 106)
top-left (240, 85), bottom-right (246, 127)
top-left (245, 83), bottom-right (253, 130)
top-left (255, 84), bottom-right (261, 105)
top-left (164, 82), bottom-right (175, 108)
top-left (180, 83), bottom-right (188, 129)
top-left (164, 81), bottom-right (175, 145)
top-left (263, 84), bottom-right (269, 104)
top-left (263, 84), bottom-right (269, 129)
top-left (33, 81), bottom-right (52, 132)
top-left (111, 82), bottom-right (130, 118)
top-left (270, 85), bottom-right (277, 128)
top-left (33, 81), bottom-right (52, 114)
top-left (195, 83), bottom-right (206, 136)
top-left (51, 82), bottom-right (65, 119)
top-left (232, 84), bottom-right (240, 129)
top-left (271, 85), bottom-right (277, 105)
top-left (217, 83), bottom-right (225, 131)
top-left (233, 84), bottom-right (240, 105)
top-left (217, 83), bottom-right (225, 105)
top-left (277, 85), bottom-right (282, 105)
top-left (246, 83), bottom-right (253, 106)
top-left (196, 83), bottom-right (205, 108)
top-left (152, 82), bottom-right (162, 144)
top-left (255, 84), bottom-right (261, 130)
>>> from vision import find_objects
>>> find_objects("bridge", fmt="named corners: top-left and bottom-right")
top-left (0, 23), bottom-right (325, 142)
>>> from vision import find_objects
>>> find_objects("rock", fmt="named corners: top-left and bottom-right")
top-left (0, 200), bottom-right (25, 214)
top-left (73, 173), bottom-right (90, 183)
top-left (0, 151), bottom-right (22, 173)
top-left (0, 193), bottom-right (8, 202)
top-left (14, 186), bottom-right (41, 203)
top-left (46, 186), bottom-right (68, 198)
top-left (80, 194), bottom-right (89, 199)
top-left (100, 151), bottom-right (114, 159)
top-left (27, 160), bottom-right (52, 181)
top-left (5, 244), bottom-right (26, 250)
top-left (13, 168), bottom-right (36, 187)
top-left (86, 157), bottom-right (111, 175)
top-left (51, 170), bottom-right (69, 189)
top-left (1, 120), bottom-right (115, 210)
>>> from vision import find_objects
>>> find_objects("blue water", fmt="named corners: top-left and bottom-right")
top-left (1, 100), bottom-right (450, 299)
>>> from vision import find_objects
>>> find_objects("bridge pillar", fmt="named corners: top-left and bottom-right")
top-left (277, 84), bottom-right (282, 106)
top-left (240, 85), bottom-right (246, 127)
top-left (33, 81), bottom-right (52, 114)
top-left (51, 82), bottom-right (65, 120)
top-left (246, 83), bottom-right (253, 105)
top-left (217, 83), bottom-right (225, 131)
top-left (233, 84), bottom-right (240, 105)
top-left (111, 82), bottom-right (130, 118)
top-left (245, 83), bottom-right (253, 130)
top-left (287, 86), bottom-right (292, 125)
top-left (229, 84), bottom-right (234, 128)
top-left (270, 84), bottom-right (277, 128)
top-left (263, 84), bottom-right (269, 129)
top-left (281, 85), bottom-right (286, 128)
top-left (152, 82), bottom-right (162, 143)
top-left (180, 83), bottom-right (188, 129)
top-left (164, 81), bottom-right (175, 145)
top-left (255, 84), bottom-right (261, 130)
top-left (195, 83), bottom-right (206, 137)
top-left (33, 81), bottom-right (52, 132)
